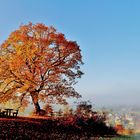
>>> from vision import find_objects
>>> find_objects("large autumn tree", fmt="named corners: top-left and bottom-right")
top-left (0, 23), bottom-right (83, 114)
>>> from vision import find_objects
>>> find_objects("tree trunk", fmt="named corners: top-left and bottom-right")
top-left (30, 91), bottom-right (41, 114)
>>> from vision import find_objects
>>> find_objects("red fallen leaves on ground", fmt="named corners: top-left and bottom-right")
top-left (0, 116), bottom-right (117, 139)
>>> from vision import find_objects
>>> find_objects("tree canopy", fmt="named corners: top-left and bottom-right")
top-left (0, 23), bottom-right (83, 114)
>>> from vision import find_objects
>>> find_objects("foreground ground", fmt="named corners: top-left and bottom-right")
top-left (0, 116), bottom-right (134, 140)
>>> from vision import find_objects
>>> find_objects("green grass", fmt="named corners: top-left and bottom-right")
top-left (107, 136), bottom-right (134, 140)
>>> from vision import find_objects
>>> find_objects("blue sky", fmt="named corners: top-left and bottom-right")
top-left (0, 0), bottom-right (140, 107)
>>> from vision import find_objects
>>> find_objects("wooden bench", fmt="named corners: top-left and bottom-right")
top-left (0, 109), bottom-right (19, 117)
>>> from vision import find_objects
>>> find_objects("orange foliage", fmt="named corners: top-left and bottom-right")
top-left (0, 23), bottom-right (83, 113)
